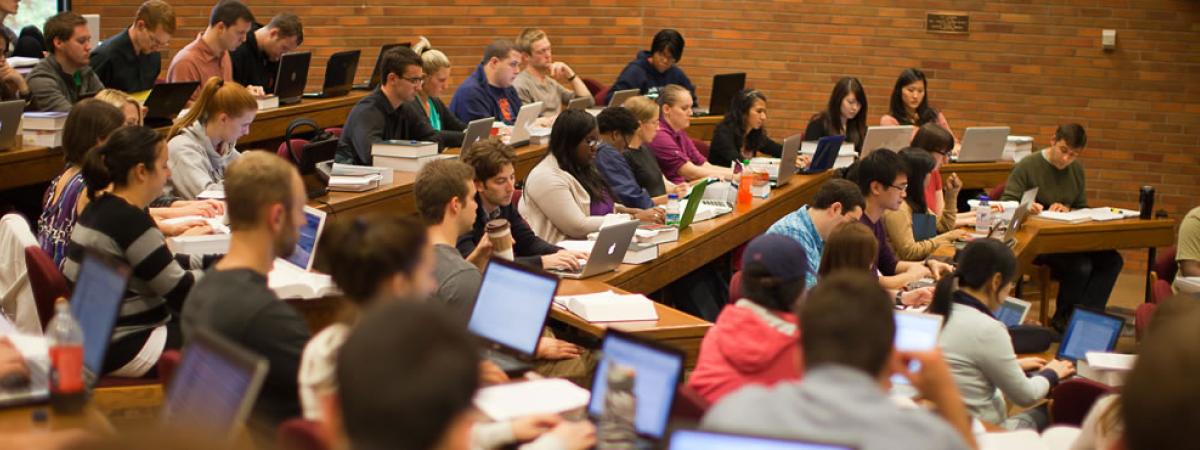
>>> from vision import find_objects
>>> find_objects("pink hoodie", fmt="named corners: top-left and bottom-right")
top-left (687, 301), bottom-right (803, 404)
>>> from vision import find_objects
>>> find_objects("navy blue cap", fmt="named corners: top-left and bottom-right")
top-left (744, 234), bottom-right (808, 280)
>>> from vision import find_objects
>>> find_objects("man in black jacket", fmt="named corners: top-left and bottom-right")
top-left (335, 46), bottom-right (439, 165)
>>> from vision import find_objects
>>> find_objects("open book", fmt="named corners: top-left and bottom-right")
top-left (1039, 207), bottom-right (1139, 223)
top-left (979, 427), bottom-right (1080, 450)
top-left (554, 290), bottom-right (659, 322)
top-left (268, 259), bottom-right (339, 299)
top-left (473, 378), bottom-right (590, 421)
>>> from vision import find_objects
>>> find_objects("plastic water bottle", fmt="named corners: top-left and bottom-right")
top-left (596, 361), bottom-right (637, 449)
top-left (665, 194), bottom-right (681, 227)
top-left (975, 195), bottom-right (992, 234)
top-left (47, 299), bottom-right (86, 413)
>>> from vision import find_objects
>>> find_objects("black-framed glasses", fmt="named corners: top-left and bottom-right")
top-left (586, 138), bottom-right (602, 150)
top-left (402, 75), bottom-right (426, 85)
top-left (889, 183), bottom-right (909, 191)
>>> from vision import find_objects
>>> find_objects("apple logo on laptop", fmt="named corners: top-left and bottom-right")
top-left (607, 243), bottom-right (616, 255)
top-left (291, 72), bottom-right (297, 82)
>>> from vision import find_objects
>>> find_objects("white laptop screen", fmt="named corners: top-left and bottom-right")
top-left (163, 335), bottom-right (261, 436)
top-left (69, 255), bottom-right (128, 377)
top-left (669, 429), bottom-right (852, 450)
top-left (588, 333), bottom-right (683, 439)
top-left (284, 208), bottom-right (324, 270)
top-left (467, 261), bottom-right (557, 356)
top-left (1058, 308), bottom-right (1123, 362)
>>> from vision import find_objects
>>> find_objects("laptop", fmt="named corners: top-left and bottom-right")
top-left (0, 99), bottom-right (23, 150)
top-left (161, 328), bottom-right (268, 441)
top-left (460, 117), bottom-right (495, 153)
top-left (467, 258), bottom-right (559, 375)
top-left (143, 81), bottom-right (201, 128)
top-left (507, 101), bottom-right (543, 147)
top-left (566, 96), bottom-right (591, 112)
top-left (889, 310), bottom-right (944, 389)
top-left (273, 51), bottom-right (311, 105)
top-left (958, 187), bottom-right (1038, 249)
top-left (954, 126), bottom-right (1010, 163)
top-left (588, 330), bottom-right (684, 441)
top-left (1057, 307), bottom-right (1126, 364)
top-left (607, 88), bottom-right (639, 107)
top-left (668, 429), bottom-right (855, 450)
top-left (693, 72), bottom-right (746, 116)
top-left (280, 206), bottom-right (328, 271)
top-left (303, 49), bottom-right (361, 99)
top-left (860, 125), bottom-right (915, 158)
top-left (547, 220), bottom-right (639, 279)
top-left (353, 42), bottom-right (411, 90)
top-left (804, 135), bottom-right (846, 174)
top-left (995, 297), bottom-right (1032, 328)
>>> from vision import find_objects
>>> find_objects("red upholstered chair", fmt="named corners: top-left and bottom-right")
top-left (728, 271), bottom-right (743, 304)
top-left (324, 127), bottom-right (343, 138)
top-left (582, 78), bottom-right (607, 101)
top-left (1050, 378), bottom-right (1117, 426)
top-left (278, 138), bottom-right (311, 164)
top-left (511, 189), bottom-right (522, 209)
top-left (1135, 302), bottom-right (1158, 342)
top-left (670, 384), bottom-right (711, 423)
top-left (693, 137), bottom-right (710, 158)
top-left (987, 182), bottom-right (1006, 201)
top-left (1152, 246), bottom-right (1178, 284)
top-left (278, 418), bottom-right (331, 450)
top-left (24, 246), bottom-right (69, 331)
top-left (157, 349), bottom-right (182, 387)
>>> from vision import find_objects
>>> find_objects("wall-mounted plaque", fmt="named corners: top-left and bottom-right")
top-left (927, 11), bottom-right (969, 34)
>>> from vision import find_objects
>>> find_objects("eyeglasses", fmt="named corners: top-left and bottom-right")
top-left (586, 138), bottom-right (601, 150)
top-left (402, 75), bottom-right (426, 85)
top-left (889, 183), bottom-right (909, 191)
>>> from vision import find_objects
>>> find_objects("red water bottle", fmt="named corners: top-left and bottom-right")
top-left (47, 298), bottom-right (86, 413)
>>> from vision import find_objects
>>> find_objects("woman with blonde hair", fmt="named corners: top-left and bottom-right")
top-left (411, 37), bottom-right (467, 147)
top-left (166, 76), bottom-right (258, 199)
top-left (95, 88), bottom-right (144, 126)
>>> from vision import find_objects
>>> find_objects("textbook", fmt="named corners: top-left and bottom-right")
top-left (22, 129), bottom-right (63, 148)
top-left (268, 259), bottom-right (340, 299)
top-left (473, 378), bottom-right (590, 421)
top-left (554, 290), bottom-right (658, 322)
top-left (635, 223), bottom-right (678, 245)
top-left (167, 234), bottom-right (231, 255)
top-left (979, 427), bottom-right (1080, 450)
top-left (372, 153), bottom-right (455, 172)
top-left (1039, 207), bottom-right (1139, 224)
top-left (623, 242), bottom-right (659, 264)
top-left (327, 175), bottom-right (379, 192)
top-left (371, 139), bottom-right (438, 158)
top-left (21, 112), bottom-right (68, 131)
top-left (256, 95), bottom-right (279, 110)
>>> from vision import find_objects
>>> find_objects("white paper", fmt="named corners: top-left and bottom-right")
top-left (473, 378), bottom-right (590, 421)
top-left (197, 188), bottom-right (225, 200)
top-left (1085, 352), bottom-right (1136, 371)
top-left (160, 215), bottom-right (229, 234)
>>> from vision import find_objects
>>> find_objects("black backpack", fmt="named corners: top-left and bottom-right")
top-left (281, 118), bottom-right (337, 166)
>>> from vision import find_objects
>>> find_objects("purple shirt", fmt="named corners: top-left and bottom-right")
top-left (649, 117), bottom-right (707, 184)
top-left (589, 192), bottom-right (615, 216)
top-left (861, 213), bottom-right (899, 276)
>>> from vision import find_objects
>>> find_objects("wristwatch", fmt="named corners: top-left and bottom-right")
top-left (894, 290), bottom-right (905, 306)
top-left (567, 73), bottom-right (577, 81)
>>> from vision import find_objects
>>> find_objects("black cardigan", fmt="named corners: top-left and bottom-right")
top-left (707, 121), bottom-right (782, 167)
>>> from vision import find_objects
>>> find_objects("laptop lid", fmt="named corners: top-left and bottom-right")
top-left (321, 50), bottom-right (362, 96)
top-left (707, 73), bottom-right (746, 116)
top-left (607, 89), bottom-right (639, 107)
top-left (578, 219), bottom-right (639, 277)
top-left (161, 328), bottom-right (268, 440)
top-left (677, 180), bottom-right (710, 230)
top-left (668, 429), bottom-right (855, 450)
top-left (461, 117), bottom-right (495, 153)
top-left (467, 258), bottom-right (559, 358)
top-left (282, 206), bottom-right (328, 271)
top-left (588, 329), bottom-right (684, 440)
top-left (804, 135), bottom-right (845, 174)
top-left (144, 81), bottom-right (201, 124)
top-left (366, 42), bottom-right (410, 89)
top-left (995, 297), bottom-right (1031, 328)
top-left (773, 134), bottom-right (800, 185)
top-left (273, 51), bottom-right (311, 103)
top-left (860, 125), bottom-right (915, 158)
top-left (1057, 307), bottom-right (1125, 363)
top-left (508, 101), bottom-right (543, 145)
top-left (566, 96), bottom-right (591, 112)
top-left (0, 99), bottom-right (24, 150)
top-left (956, 126), bottom-right (1010, 163)
top-left (69, 252), bottom-right (131, 383)
top-left (1001, 187), bottom-right (1039, 241)
top-left (889, 310), bottom-right (943, 387)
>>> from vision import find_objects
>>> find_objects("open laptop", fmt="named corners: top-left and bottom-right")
top-left (668, 429), bottom-right (855, 450)
top-left (954, 126), bottom-right (1010, 163)
top-left (959, 187), bottom-right (1038, 248)
top-left (890, 310), bottom-right (944, 390)
top-left (160, 328), bottom-right (268, 441)
top-left (273, 51), bottom-right (311, 105)
top-left (607, 88), bottom-right (639, 107)
top-left (143, 81), bottom-right (201, 128)
top-left (1057, 307), bottom-right (1126, 364)
top-left (0, 99), bottom-right (23, 150)
top-left (588, 330), bottom-right (684, 442)
top-left (303, 49), bottom-right (361, 99)
top-left (353, 42), bottom-right (411, 90)
top-left (467, 258), bottom-right (559, 375)
top-left (804, 135), bottom-right (846, 174)
top-left (460, 117), bottom-right (494, 153)
top-left (995, 297), bottom-right (1032, 328)
top-left (507, 101), bottom-right (543, 147)
top-left (693, 72), bottom-right (746, 117)
top-left (860, 125), bottom-right (915, 158)
top-left (547, 220), bottom-right (639, 279)
top-left (566, 96), bottom-right (591, 112)
top-left (280, 206), bottom-right (328, 271)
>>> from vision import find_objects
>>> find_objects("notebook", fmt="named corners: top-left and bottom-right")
top-left (468, 258), bottom-right (559, 374)
top-left (607, 88), bottom-right (640, 107)
top-left (142, 81), bottom-right (200, 128)
top-left (692, 72), bottom-right (746, 116)
top-left (353, 42), bottom-right (411, 90)
top-left (804, 135), bottom-right (846, 174)
top-left (994, 297), bottom-right (1032, 328)
top-left (0, 99), bottom-right (24, 150)
top-left (668, 429), bottom-right (855, 450)
top-left (507, 101), bottom-right (543, 147)
top-left (588, 330), bottom-right (684, 440)
top-left (269, 206), bottom-right (337, 299)
top-left (161, 328), bottom-right (268, 441)
top-left (1057, 307), bottom-right (1125, 363)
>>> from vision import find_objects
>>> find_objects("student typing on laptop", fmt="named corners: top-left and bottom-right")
top-left (411, 37), bottom-right (468, 148)
top-left (166, 1), bottom-right (266, 100)
top-left (804, 77), bottom-right (868, 154)
top-left (766, 178), bottom-right (865, 287)
top-left (593, 107), bottom-right (687, 210)
top-left (335, 46), bottom-right (441, 165)
top-left (708, 89), bottom-right (800, 168)
top-left (165, 77), bottom-right (258, 200)
top-left (882, 147), bottom-right (971, 261)
top-left (880, 68), bottom-right (958, 145)
top-left (647, 85), bottom-right (733, 183)
top-left (229, 13), bottom-right (303, 92)
top-left (513, 28), bottom-right (594, 117)
top-left (448, 39), bottom-right (524, 124)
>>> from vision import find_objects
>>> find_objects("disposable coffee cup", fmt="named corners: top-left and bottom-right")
top-left (486, 219), bottom-right (514, 260)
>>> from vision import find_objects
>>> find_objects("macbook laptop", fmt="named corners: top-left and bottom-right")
top-left (804, 135), bottom-right (846, 174)
top-left (161, 328), bottom-right (268, 441)
top-left (668, 429), bottom-right (855, 450)
top-left (693, 72), bottom-right (746, 117)
top-left (588, 329), bottom-right (684, 441)
top-left (954, 126), bottom-right (1010, 163)
top-left (1057, 307), bottom-right (1126, 364)
top-left (547, 220), bottom-right (639, 279)
top-left (282, 206), bottom-right (328, 271)
top-left (890, 310), bottom-right (943, 389)
top-left (507, 101), bottom-right (543, 147)
top-left (995, 297), bottom-right (1032, 328)
top-left (273, 51), bottom-right (311, 105)
top-left (143, 81), bottom-right (201, 128)
top-left (467, 258), bottom-right (559, 374)
top-left (860, 125), bottom-right (915, 158)
top-left (303, 49), bottom-right (361, 99)
top-left (0, 99), bottom-right (23, 150)
top-left (607, 88), bottom-right (639, 107)
top-left (566, 96), bottom-right (591, 112)
top-left (353, 42), bottom-right (411, 90)
top-left (460, 117), bottom-right (495, 153)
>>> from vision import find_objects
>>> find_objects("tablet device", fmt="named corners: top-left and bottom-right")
top-left (994, 297), bottom-right (1031, 328)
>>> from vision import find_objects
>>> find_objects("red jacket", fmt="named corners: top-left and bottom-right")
top-left (687, 301), bottom-right (803, 404)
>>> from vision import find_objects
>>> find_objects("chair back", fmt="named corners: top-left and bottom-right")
top-left (278, 418), bottom-right (331, 450)
top-left (24, 246), bottom-right (69, 331)
top-left (1050, 378), bottom-right (1117, 426)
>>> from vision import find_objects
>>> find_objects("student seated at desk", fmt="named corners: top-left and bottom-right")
top-left (26, 12), bottom-right (103, 112)
top-left (881, 68), bottom-right (956, 143)
top-left (416, 159), bottom-right (490, 318)
top-left (928, 239), bottom-right (1075, 430)
top-left (766, 178), bottom-right (865, 287)
top-left (910, 123), bottom-right (958, 217)
top-left (647, 84), bottom-right (731, 183)
top-left (1174, 206), bottom-right (1200, 293)
top-left (521, 110), bottom-right (663, 244)
top-left (89, 0), bottom-right (176, 93)
top-left (230, 13), bottom-right (302, 92)
top-left (702, 271), bottom-right (976, 450)
top-left (615, 95), bottom-right (678, 197)
top-left (688, 234), bottom-right (807, 404)
top-left (513, 28), bottom-right (594, 117)
top-left (0, 32), bottom-right (28, 100)
top-left (412, 37), bottom-right (467, 148)
top-left (805, 77), bottom-right (867, 153)
top-left (709, 89), bottom-right (790, 168)
top-left (335, 46), bottom-right (439, 165)
top-left (167, 0), bottom-right (264, 100)
top-left (594, 106), bottom-right (683, 209)
top-left (1001, 124), bottom-right (1122, 332)
top-left (181, 152), bottom-right (311, 433)
top-left (449, 39), bottom-right (523, 124)
top-left (604, 29), bottom-right (695, 105)
top-left (166, 76), bottom-right (257, 199)
top-left (883, 147), bottom-right (969, 261)
top-left (65, 126), bottom-right (220, 377)
top-left (456, 138), bottom-right (586, 271)
top-left (95, 88), bottom-right (144, 126)
top-left (817, 222), bottom-right (932, 307)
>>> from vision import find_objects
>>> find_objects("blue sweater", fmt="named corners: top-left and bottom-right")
top-left (593, 143), bottom-right (655, 209)
top-left (605, 50), bottom-right (696, 105)
top-left (448, 64), bottom-right (523, 125)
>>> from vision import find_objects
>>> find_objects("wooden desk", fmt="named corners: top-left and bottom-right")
top-left (0, 143), bottom-right (60, 191)
top-left (685, 115), bottom-right (721, 142)
top-left (942, 161), bottom-right (1014, 191)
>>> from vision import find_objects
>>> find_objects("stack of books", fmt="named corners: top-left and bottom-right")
top-left (371, 140), bottom-right (453, 172)
top-left (22, 112), bottom-right (68, 148)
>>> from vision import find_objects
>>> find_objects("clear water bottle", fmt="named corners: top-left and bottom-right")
top-left (47, 299), bottom-right (86, 413)
top-left (975, 195), bottom-right (992, 234)
top-left (596, 361), bottom-right (637, 449)
top-left (665, 194), bottom-right (681, 227)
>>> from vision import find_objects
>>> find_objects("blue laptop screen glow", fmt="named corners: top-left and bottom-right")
top-left (1058, 309), bottom-right (1123, 362)
top-left (467, 262), bottom-right (557, 355)
top-left (994, 302), bottom-right (1025, 328)
top-left (669, 429), bottom-right (851, 450)
top-left (588, 334), bottom-right (682, 438)
top-left (889, 312), bottom-right (941, 386)
top-left (69, 256), bottom-right (128, 376)
top-left (284, 209), bottom-right (322, 269)
top-left (163, 341), bottom-right (254, 434)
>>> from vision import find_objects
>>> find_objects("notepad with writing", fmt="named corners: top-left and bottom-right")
top-left (473, 378), bottom-right (590, 421)
top-left (554, 290), bottom-right (658, 322)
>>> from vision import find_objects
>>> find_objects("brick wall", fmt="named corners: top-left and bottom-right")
top-left (74, 0), bottom-right (1200, 270)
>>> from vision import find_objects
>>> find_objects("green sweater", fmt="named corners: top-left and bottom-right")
top-left (1001, 150), bottom-right (1087, 209)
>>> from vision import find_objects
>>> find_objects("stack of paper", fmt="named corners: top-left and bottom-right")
top-left (268, 259), bottom-right (340, 299)
top-left (1040, 207), bottom-right (1139, 224)
top-left (473, 378), bottom-right (590, 421)
top-left (21, 112), bottom-right (68, 148)
top-left (554, 290), bottom-right (658, 322)
top-left (1077, 352), bottom-right (1136, 386)
top-left (328, 163), bottom-right (393, 191)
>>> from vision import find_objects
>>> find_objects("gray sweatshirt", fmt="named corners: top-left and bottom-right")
top-left (166, 120), bottom-right (240, 199)
top-left (26, 55), bottom-right (104, 112)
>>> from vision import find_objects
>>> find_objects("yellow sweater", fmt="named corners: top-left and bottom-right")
top-left (882, 196), bottom-right (959, 261)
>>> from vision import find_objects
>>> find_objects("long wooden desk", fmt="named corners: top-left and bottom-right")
top-left (685, 115), bottom-right (721, 142)
top-left (942, 161), bottom-right (1015, 191)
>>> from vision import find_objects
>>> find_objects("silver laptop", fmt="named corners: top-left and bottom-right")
top-left (548, 220), bottom-right (639, 279)
top-left (0, 100), bottom-right (24, 149)
top-left (607, 88), bottom-right (639, 107)
top-left (461, 117), bottom-right (494, 153)
top-left (860, 125), bottom-right (915, 158)
top-left (773, 134), bottom-right (801, 187)
top-left (566, 96), bottom-right (591, 112)
top-left (508, 101), bottom-right (543, 147)
top-left (955, 126), bottom-right (1010, 163)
